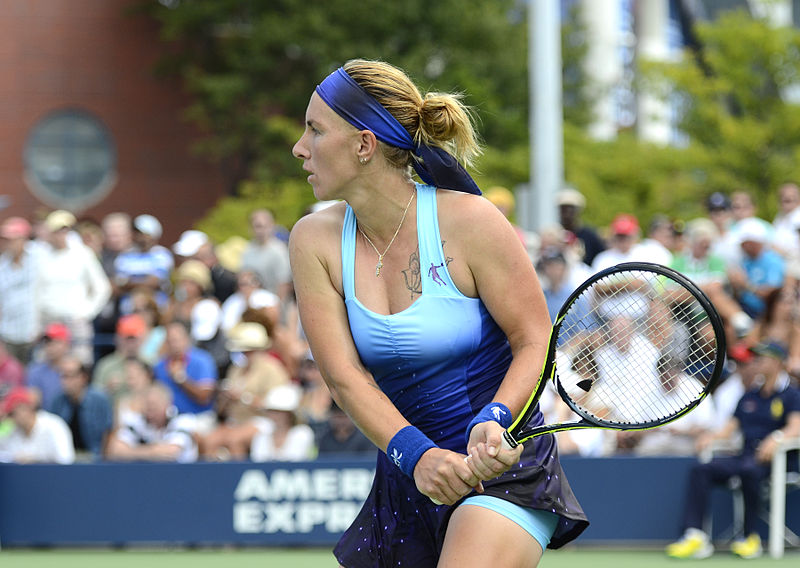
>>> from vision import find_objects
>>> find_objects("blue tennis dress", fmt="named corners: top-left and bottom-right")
top-left (334, 184), bottom-right (587, 568)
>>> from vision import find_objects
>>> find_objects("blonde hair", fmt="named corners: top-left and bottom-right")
top-left (342, 59), bottom-right (482, 172)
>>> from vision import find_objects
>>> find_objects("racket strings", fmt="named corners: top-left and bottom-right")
top-left (555, 269), bottom-right (716, 427)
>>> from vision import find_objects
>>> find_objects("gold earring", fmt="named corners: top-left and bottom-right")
top-left (359, 157), bottom-right (368, 165)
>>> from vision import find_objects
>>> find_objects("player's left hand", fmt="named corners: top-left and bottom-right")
top-left (465, 421), bottom-right (523, 481)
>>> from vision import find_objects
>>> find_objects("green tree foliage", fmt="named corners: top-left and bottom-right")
top-left (143, 0), bottom-right (536, 239)
top-left (146, 3), bottom-right (800, 239)
top-left (551, 9), bottom-right (800, 233)
top-left (638, 10), bottom-right (800, 220)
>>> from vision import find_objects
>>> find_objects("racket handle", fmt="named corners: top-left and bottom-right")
top-left (502, 430), bottom-right (518, 450)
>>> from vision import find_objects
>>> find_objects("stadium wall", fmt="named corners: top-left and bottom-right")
top-left (0, 456), bottom-right (797, 547)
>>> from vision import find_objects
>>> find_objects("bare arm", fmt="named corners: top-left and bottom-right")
top-left (756, 411), bottom-right (800, 463)
top-left (449, 194), bottom-right (551, 420)
top-left (290, 211), bottom-right (406, 450)
top-left (106, 433), bottom-right (183, 461)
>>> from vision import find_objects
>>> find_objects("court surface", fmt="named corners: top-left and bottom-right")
top-left (1, 547), bottom-right (798, 567)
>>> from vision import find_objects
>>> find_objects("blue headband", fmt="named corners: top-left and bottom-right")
top-left (315, 67), bottom-right (481, 195)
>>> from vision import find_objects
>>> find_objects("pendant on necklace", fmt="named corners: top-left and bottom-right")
top-left (375, 258), bottom-right (383, 277)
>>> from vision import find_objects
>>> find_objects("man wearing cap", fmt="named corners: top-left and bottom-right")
top-left (250, 383), bottom-right (316, 462)
top-left (26, 323), bottom-right (72, 411)
top-left (37, 210), bottom-right (111, 365)
top-left (722, 191), bottom-right (776, 266)
top-left (557, 186), bottom-right (606, 266)
top-left (666, 340), bottom-right (800, 559)
top-left (0, 387), bottom-right (74, 464)
top-left (113, 214), bottom-right (174, 311)
top-left (727, 218), bottom-right (785, 320)
top-left (199, 321), bottom-right (290, 460)
top-left (590, 213), bottom-right (643, 273)
top-left (0, 216), bottom-right (40, 364)
top-left (50, 354), bottom-right (113, 459)
top-left (92, 314), bottom-right (148, 406)
top-left (173, 230), bottom-right (237, 303)
top-left (537, 247), bottom-right (590, 327)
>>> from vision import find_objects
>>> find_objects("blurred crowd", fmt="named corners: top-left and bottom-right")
top-left (0, 207), bottom-right (371, 464)
top-left (0, 182), bottom-right (798, 464)
top-left (488, 182), bottom-right (800, 458)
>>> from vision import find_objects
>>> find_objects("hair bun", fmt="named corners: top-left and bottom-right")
top-left (419, 93), bottom-right (462, 142)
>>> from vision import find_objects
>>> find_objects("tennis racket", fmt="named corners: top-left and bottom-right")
top-left (501, 261), bottom-right (726, 450)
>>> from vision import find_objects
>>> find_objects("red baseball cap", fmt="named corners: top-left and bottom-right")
top-left (3, 387), bottom-right (35, 414)
top-left (44, 322), bottom-right (71, 342)
top-left (116, 314), bottom-right (147, 338)
top-left (611, 214), bottom-right (640, 236)
top-left (0, 217), bottom-right (31, 239)
top-left (729, 341), bottom-right (755, 364)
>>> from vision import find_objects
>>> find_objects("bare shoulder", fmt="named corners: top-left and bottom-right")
top-left (289, 202), bottom-right (347, 263)
top-left (289, 202), bottom-right (347, 293)
top-left (289, 202), bottom-right (347, 250)
top-left (436, 189), bottom-right (518, 248)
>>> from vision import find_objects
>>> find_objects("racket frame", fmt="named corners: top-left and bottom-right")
top-left (503, 262), bottom-right (727, 448)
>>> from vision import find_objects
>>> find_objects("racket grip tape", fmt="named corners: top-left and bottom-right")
top-left (502, 430), bottom-right (518, 450)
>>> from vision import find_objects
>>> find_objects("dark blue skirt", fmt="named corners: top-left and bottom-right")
top-left (334, 433), bottom-right (588, 568)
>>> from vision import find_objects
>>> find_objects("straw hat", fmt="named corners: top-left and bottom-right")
top-left (175, 259), bottom-right (212, 291)
top-left (225, 322), bottom-right (271, 352)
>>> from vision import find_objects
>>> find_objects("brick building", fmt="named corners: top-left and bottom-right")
top-left (0, 0), bottom-right (226, 245)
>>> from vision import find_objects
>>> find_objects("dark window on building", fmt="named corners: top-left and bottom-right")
top-left (24, 108), bottom-right (117, 211)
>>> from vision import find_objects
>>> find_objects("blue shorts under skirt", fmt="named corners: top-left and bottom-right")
top-left (461, 495), bottom-right (559, 551)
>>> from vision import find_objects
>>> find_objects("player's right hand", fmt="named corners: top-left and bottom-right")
top-left (413, 447), bottom-right (484, 506)
top-left (466, 421), bottom-right (524, 481)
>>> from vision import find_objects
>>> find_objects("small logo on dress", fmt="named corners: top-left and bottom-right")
top-left (390, 448), bottom-right (403, 468)
top-left (491, 406), bottom-right (507, 421)
top-left (428, 262), bottom-right (447, 286)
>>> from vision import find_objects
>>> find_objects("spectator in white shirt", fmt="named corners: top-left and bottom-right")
top-left (37, 210), bottom-right (111, 365)
top-left (250, 384), bottom-right (315, 462)
top-left (633, 214), bottom-right (674, 267)
top-left (0, 387), bottom-right (74, 464)
top-left (772, 182), bottom-right (800, 258)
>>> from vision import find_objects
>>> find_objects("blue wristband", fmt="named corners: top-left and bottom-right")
top-left (387, 425), bottom-right (437, 478)
top-left (465, 402), bottom-right (513, 444)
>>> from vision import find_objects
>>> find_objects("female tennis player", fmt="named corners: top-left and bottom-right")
top-left (289, 59), bottom-right (587, 568)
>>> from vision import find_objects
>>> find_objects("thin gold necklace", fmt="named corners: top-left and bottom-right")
top-left (358, 191), bottom-right (415, 277)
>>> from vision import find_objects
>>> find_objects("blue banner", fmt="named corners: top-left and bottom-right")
top-left (0, 456), bottom-right (797, 546)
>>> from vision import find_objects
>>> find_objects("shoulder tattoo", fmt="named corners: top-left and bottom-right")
top-left (401, 242), bottom-right (454, 299)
